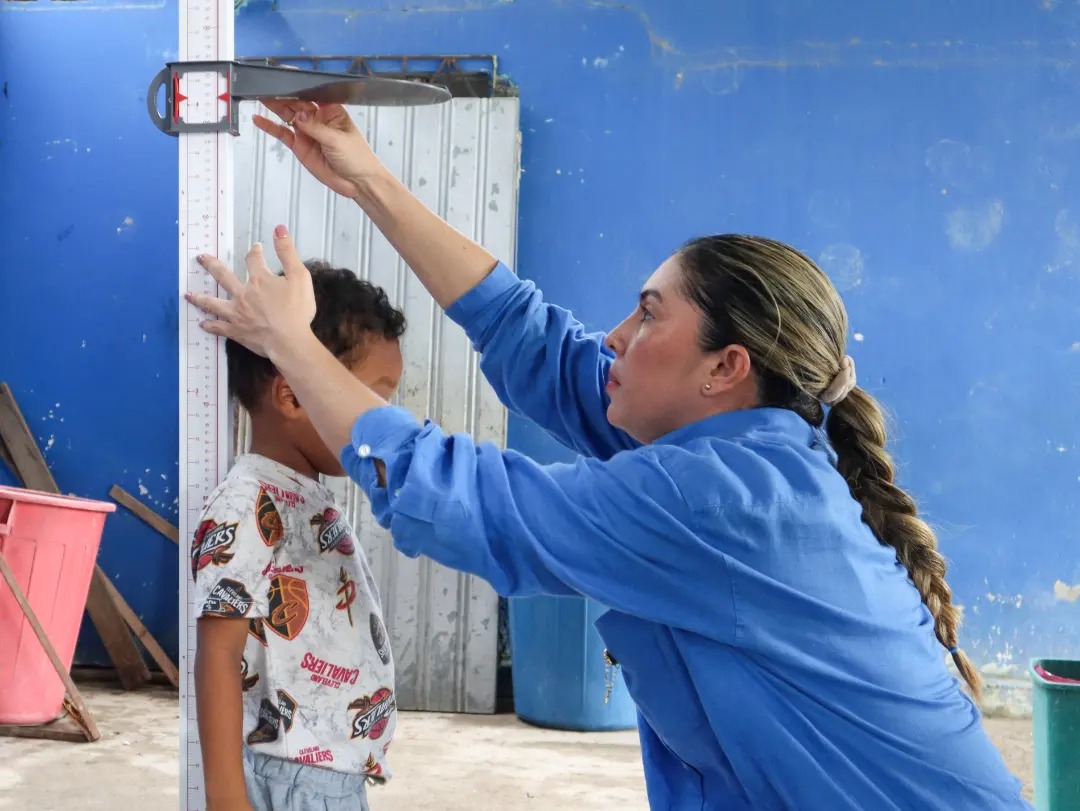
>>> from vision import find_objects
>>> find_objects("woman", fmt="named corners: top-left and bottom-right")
top-left (187, 100), bottom-right (1032, 810)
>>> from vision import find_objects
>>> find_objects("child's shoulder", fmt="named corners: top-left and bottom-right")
top-left (202, 455), bottom-right (312, 517)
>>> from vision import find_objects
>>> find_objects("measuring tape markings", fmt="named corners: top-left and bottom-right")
top-left (177, 1), bottom-right (233, 808)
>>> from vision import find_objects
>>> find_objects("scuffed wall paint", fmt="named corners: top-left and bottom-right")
top-left (1054, 580), bottom-right (1080, 602)
top-left (0, 0), bottom-right (183, 663)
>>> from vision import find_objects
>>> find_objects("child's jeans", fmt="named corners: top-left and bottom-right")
top-left (243, 747), bottom-right (372, 811)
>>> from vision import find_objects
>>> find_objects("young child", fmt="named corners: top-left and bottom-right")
top-left (191, 261), bottom-right (405, 811)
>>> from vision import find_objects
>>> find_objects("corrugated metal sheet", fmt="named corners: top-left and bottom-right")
top-left (233, 98), bottom-right (520, 713)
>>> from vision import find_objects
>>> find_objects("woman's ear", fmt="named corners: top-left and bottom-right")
top-left (702, 344), bottom-right (753, 397)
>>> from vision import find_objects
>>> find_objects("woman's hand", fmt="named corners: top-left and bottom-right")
top-left (254, 100), bottom-right (387, 198)
top-left (252, 97), bottom-right (499, 313)
top-left (186, 225), bottom-right (315, 360)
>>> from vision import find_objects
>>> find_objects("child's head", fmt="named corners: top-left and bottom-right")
top-left (227, 261), bottom-right (406, 478)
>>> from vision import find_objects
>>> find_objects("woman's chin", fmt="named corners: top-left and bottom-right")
top-left (605, 398), bottom-right (626, 430)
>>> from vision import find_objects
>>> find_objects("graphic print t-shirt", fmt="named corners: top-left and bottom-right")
top-left (190, 454), bottom-right (396, 779)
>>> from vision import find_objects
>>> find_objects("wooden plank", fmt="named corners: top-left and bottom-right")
top-left (0, 381), bottom-right (149, 690)
top-left (84, 570), bottom-right (151, 690)
top-left (0, 383), bottom-right (58, 493)
top-left (100, 575), bottom-right (180, 688)
top-left (0, 437), bottom-right (15, 479)
top-left (0, 721), bottom-right (95, 743)
top-left (71, 666), bottom-right (174, 687)
top-left (109, 485), bottom-right (179, 544)
top-left (0, 550), bottom-right (100, 742)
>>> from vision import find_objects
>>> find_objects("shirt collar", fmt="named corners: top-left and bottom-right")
top-left (654, 407), bottom-right (818, 447)
top-left (235, 453), bottom-right (337, 501)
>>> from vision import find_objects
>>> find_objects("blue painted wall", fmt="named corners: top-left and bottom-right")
top-left (0, 0), bottom-right (184, 664)
top-left (1, 0), bottom-right (1077, 676)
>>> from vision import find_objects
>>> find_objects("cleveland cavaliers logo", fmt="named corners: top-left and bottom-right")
top-left (336, 568), bottom-right (357, 626)
top-left (241, 656), bottom-right (259, 692)
top-left (310, 508), bottom-right (355, 556)
top-left (256, 488), bottom-right (284, 547)
top-left (201, 579), bottom-right (253, 618)
top-left (266, 574), bottom-right (310, 640)
top-left (190, 519), bottom-right (237, 580)
top-left (248, 617), bottom-right (268, 647)
top-left (246, 690), bottom-right (297, 745)
top-left (277, 690), bottom-right (297, 733)
top-left (363, 753), bottom-right (383, 778)
top-left (370, 612), bottom-right (391, 666)
top-left (348, 688), bottom-right (395, 740)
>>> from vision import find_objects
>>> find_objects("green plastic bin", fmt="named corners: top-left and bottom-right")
top-left (1030, 658), bottom-right (1080, 811)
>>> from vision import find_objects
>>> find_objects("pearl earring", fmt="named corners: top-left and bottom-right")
top-left (703, 383), bottom-right (712, 391)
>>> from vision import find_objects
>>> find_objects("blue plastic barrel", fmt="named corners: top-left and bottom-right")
top-left (509, 594), bottom-right (638, 731)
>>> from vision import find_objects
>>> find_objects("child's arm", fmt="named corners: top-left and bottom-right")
top-left (195, 617), bottom-right (254, 811)
top-left (189, 487), bottom-right (276, 809)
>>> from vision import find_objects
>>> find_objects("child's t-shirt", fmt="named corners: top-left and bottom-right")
top-left (190, 453), bottom-right (397, 780)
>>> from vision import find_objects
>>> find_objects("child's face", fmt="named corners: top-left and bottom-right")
top-left (299, 337), bottom-right (404, 478)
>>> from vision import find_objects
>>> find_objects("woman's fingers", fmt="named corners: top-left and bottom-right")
top-left (185, 290), bottom-right (234, 321)
top-left (244, 242), bottom-right (273, 280)
top-left (198, 318), bottom-right (236, 340)
top-left (252, 114), bottom-right (295, 148)
top-left (291, 111), bottom-right (343, 148)
top-left (254, 99), bottom-right (319, 146)
top-left (196, 253), bottom-right (244, 296)
top-left (260, 99), bottom-right (317, 123)
top-left (272, 225), bottom-right (308, 279)
top-left (317, 103), bottom-right (355, 130)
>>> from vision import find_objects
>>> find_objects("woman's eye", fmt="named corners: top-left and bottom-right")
top-left (639, 307), bottom-right (653, 322)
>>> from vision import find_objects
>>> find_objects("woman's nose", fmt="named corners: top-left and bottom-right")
top-left (604, 329), bottom-right (622, 356)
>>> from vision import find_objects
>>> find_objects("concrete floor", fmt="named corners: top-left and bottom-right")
top-left (0, 684), bottom-right (1034, 810)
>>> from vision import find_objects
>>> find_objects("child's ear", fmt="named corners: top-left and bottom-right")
top-left (269, 374), bottom-right (304, 419)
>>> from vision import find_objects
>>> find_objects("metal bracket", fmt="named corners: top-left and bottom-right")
top-left (146, 60), bottom-right (451, 136)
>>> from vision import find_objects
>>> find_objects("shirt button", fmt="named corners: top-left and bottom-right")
top-left (394, 489), bottom-right (401, 498)
top-left (358, 444), bottom-right (371, 458)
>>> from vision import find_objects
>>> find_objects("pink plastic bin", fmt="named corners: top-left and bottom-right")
top-left (0, 485), bottom-right (115, 725)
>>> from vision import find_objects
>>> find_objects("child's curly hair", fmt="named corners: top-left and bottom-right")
top-left (226, 260), bottom-right (406, 410)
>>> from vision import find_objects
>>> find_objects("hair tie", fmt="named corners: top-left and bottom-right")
top-left (820, 355), bottom-right (857, 406)
top-left (947, 646), bottom-right (959, 655)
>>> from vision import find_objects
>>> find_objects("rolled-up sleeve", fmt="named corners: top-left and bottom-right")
top-left (446, 263), bottom-right (638, 461)
top-left (340, 405), bottom-right (736, 639)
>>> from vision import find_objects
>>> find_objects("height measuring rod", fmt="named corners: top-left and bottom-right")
top-left (145, 8), bottom-right (450, 807)
top-left (175, 3), bottom-right (233, 808)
